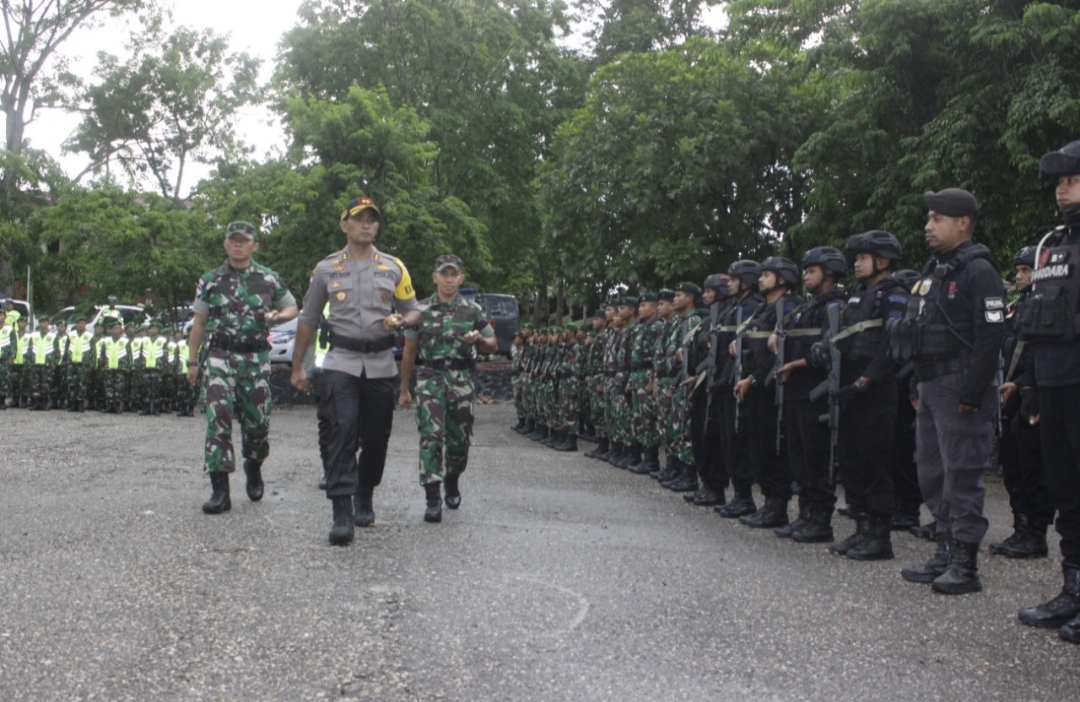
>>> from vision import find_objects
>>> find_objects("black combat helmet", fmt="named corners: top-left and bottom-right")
top-left (846, 230), bottom-right (904, 261)
top-left (703, 273), bottom-right (731, 297)
top-left (1039, 140), bottom-right (1080, 181)
top-left (727, 260), bottom-right (762, 287)
top-left (801, 246), bottom-right (848, 277)
top-left (892, 269), bottom-right (922, 291)
top-left (761, 256), bottom-right (800, 287)
top-left (1013, 245), bottom-right (1037, 268)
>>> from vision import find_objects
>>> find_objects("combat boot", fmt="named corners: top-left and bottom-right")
top-left (891, 501), bottom-right (921, 531)
top-left (44, 399), bottom-right (55, 410)
top-left (354, 489), bottom-right (375, 526)
top-left (716, 493), bottom-right (756, 518)
top-left (654, 457), bottom-right (679, 483)
top-left (909, 520), bottom-right (939, 541)
top-left (1018, 563), bottom-right (1080, 629)
top-left (328, 496), bottom-right (354, 545)
top-left (792, 506), bottom-right (834, 543)
top-left (585, 437), bottom-right (609, 459)
top-left (603, 442), bottom-right (623, 465)
top-left (628, 447), bottom-right (653, 474)
top-left (541, 429), bottom-right (558, 446)
top-left (1060, 614), bottom-right (1080, 644)
top-left (623, 444), bottom-right (644, 471)
top-left (511, 416), bottom-right (526, 431)
top-left (775, 502), bottom-right (809, 538)
top-left (520, 419), bottom-right (535, 434)
top-left (828, 516), bottom-right (869, 555)
top-left (847, 514), bottom-right (894, 561)
top-left (689, 488), bottom-right (722, 507)
top-left (931, 539), bottom-right (982, 595)
top-left (243, 459), bottom-right (264, 502)
top-left (901, 538), bottom-right (951, 583)
top-left (991, 514), bottom-right (1049, 559)
top-left (67, 401), bottom-right (78, 412)
top-left (554, 434), bottom-right (578, 452)
top-left (424, 482), bottom-right (442, 523)
top-left (641, 446), bottom-right (661, 474)
top-left (740, 498), bottom-right (789, 528)
top-left (138, 403), bottom-right (151, 416)
top-left (201, 472), bottom-right (231, 514)
top-left (444, 474), bottom-right (462, 509)
top-left (526, 424), bottom-right (546, 441)
top-left (665, 459), bottom-right (698, 492)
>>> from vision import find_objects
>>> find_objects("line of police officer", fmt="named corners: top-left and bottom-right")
top-left (511, 142), bottom-right (1080, 645)
top-left (0, 313), bottom-right (197, 416)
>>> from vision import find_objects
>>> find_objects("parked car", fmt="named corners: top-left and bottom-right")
top-left (58, 304), bottom-right (147, 330)
top-left (1, 298), bottom-right (34, 327)
top-left (268, 318), bottom-right (297, 364)
top-left (470, 292), bottom-right (520, 358)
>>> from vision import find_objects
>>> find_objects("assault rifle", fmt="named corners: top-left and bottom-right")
top-left (703, 302), bottom-right (720, 420)
top-left (809, 303), bottom-right (842, 484)
top-left (765, 298), bottom-right (786, 455)
top-left (732, 305), bottom-right (745, 433)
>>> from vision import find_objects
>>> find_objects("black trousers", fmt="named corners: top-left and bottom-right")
top-left (838, 378), bottom-right (898, 517)
top-left (1037, 385), bottom-right (1080, 564)
top-left (999, 400), bottom-right (1054, 525)
top-left (747, 385), bottom-right (791, 501)
top-left (721, 388), bottom-right (753, 497)
top-left (322, 370), bottom-right (397, 499)
top-left (691, 387), bottom-right (727, 492)
top-left (313, 370), bottom-right (333, 476)
top-left (893, 392), bottom-right (921, 509)
top-left (786, 396), bottom-right (835, 512)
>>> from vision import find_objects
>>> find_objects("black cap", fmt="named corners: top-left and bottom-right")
top-left (924, 188), bottom-right (979, 218)
top-left (1040, 140), bottom-right (1080, 181)
top-left (675, 282), bottom-right (702, 296)
top-left (658, 289), bottom-right (676, 302)
top-left (640, 292), bottom-right (658, 303)
top-left (620, 296), bottom-right (639, 308)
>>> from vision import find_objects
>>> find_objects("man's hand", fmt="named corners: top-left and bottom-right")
top-left (999, 381), bottom-right (1018, 407)
top-left (462, 330), bottom-right (482, 345)
top-left (733, 377), bottom-right (753, 402)
top-left (958, 404), bottom-right (978, 415)
top-left (398, 389), bottom-right (413, 409)
top-left (767, 333), bottom-right (779, 355)
top-left (774, 362), bottom-right (798, 384)
top-left (383, 313), bottom-right (404, 331)
top-left (186, 366), bottom-right (199, 387)
top-left (290, 365), bottom-right (310, 395)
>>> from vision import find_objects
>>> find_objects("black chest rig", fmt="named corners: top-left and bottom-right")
top-left (838, 280), bottom-right (899, 360)
top-left (1016, 228), bottom-right (1080, 342)
top-left (889, 244), bottom-right (992, 362)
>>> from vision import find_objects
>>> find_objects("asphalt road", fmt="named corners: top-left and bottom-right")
top-left (2, 402), bottom-right (1078, 701)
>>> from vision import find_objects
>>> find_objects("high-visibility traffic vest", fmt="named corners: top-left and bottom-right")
top-left (14, 331), bottom-right (29, 364)
top-left (68, 331), bottom-right (95, 364)
top-left (30, 331), bottom-right (52, 365)
top-left (142, 337), bottom-right (167, 369)
top-left (174, 340), bottom-right (190, 374)
top-left (101, 338), bottom-right (129, 370)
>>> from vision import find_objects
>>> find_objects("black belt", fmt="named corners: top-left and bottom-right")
top-left (914, 357), bottom-right (964, 382)
top-left (210, 336), bottom-right (270, 354)
top-left (329, 332), bottom-right (395, 354)
top-left (422, 357), bottom-right (475, 371)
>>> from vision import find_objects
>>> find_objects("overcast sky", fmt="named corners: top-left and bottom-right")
top-left (19, 0), bottom-right (306, 194)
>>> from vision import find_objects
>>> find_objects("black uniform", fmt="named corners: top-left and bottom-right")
top-left (688, 301), bottom-right (728, 503)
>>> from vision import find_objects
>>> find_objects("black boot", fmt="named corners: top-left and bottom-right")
top-left (901, 538), bottom-right (951, 583)
top-left (424, 482), bottom-right (442, 523)
top-left (847, 514), bottom-right (895, 561)
top-left (828, 516), bottom-right (869, 555)
top-left (775, 502), bottom-right (809, 538)
top-left (201, 472), bottom-right (231, 514)
top-left (792, 506), bottom-right (834, 543)
top-left (585, 437), bottom-right (609, 459)
top-left (688, 488), bottom-right (722, 507)
top-left (931, 539), bottom-right (982, 594)
top-left (641, 446), bottom-right (661, 473)
top-left (444, 474), bottom-right (462, 509)
top-left (511, 416), bottom-right (526, 431)
top-left (520, 419), bottom-right (535, 435)
top-left (67, 401), bottom-right (78, 412)
top-left (354, 489), bottom-right (375, 526)
top-left (628, 446), bottom-right (653, 474)
top-left (891, 502), bottom-right (921, 531)
top-left (665, 459), bottom-right (699, 492)
top-left (1061, 614), bottom-right (1080, 644)
top-left (243, 459), bottom-right (264, 502)
top-left (740, 498), bottom-right (789, 528)
top-left (138, 403), bottom-right (151, 415)
top-left (716, 493), bottom-right (756, 518)
top-left (77, 401), bottom-right (85, 413)
top-left (622, 444), bottom-right (644, 470)
top-left (526, 424), bottom-right (546, 441)
top-left (654, 457), bottom-right (679, 483)
top-left (1018, 563), bottom-right (1080, 629)
top-left (990, 514), bottom-right (1049, 559)
top-left (554, 434), bottom-right (578, 452)
top-left (328, 496), bottom-right (354, 545)
top-left (909, 520), bottom-right (939, 541)
top-left (603, 442), bottom-right (623, 465)
top-left (44, 399), bottom-right (55, 410)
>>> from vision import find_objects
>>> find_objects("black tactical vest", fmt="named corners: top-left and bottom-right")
top-left (1017, 228), bottom-right (1080, 342)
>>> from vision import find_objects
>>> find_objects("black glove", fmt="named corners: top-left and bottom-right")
top-left (832, 382), bottom-right (863, 407)
top-left (1020, 387), bottom-right (1039, 420)
top-left (808, 342), bottom-right (831, 369)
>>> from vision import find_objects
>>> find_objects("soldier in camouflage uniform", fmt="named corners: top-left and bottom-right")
top-left (138, 319), bottom-right (169, 415)
top-left (50, 317), bottom-right (69, 409)
top-left (580, 309), bottom-right (609, 454)
top-left (649, 290), bottom-right (680, 480)
top-left (607, 297), bottom-right (638, 467)
top-left (661, 283), bottom-right (704, 492)
top-left (124, 321), bottom-right (141, 413)
top-left (0, 311), bottom-right (16, 408)
top-left (627, 293), bottom-right (666, 474)
top-left (65, 315), bottom-right (95, 412)
top-left (98, 318), bottom-right (131, 412)
top-left (551, 323), bottom-right (584, 452)
top-left (27, 317), bottom-right (54, 410)
top-left (510, 331), bottom-right (528, 431)
top-left (187, 221), bottom-right (298, 515)
top-left (400, 254), bottom-right (496, 523)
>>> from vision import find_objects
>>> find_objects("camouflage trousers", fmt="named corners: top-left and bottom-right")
top-left (587, 375), bottom-right (607, 438)
top-left (29, 364), bottom-right (51, 399)
top-left (629, 371), bottom-right (660, 448)
top-left (670, 384), bottom-right (694, 465)
top-left (102, 369), bottom-right (128, 408)
top-left (415, 367), bottom-right (475, 485)
top-left (512, 372), bottom-right (525, 417)
top-left (612, 375), bottom-right (633, 445)
top-left (557, 376), bottom-right (581, 435)
top-left (51, 364), bottom-right (67, 405)
top-left (173, 373), bottom-right (196, 414)
top-left (541, 377), bottom-right (558, 428)
top-left (0, 362), bottom-right (9, 399)
top-left (87, 368), bottom-right (103, 409)
top-left (66, 363), bottom-right (89, 403)
top-left (141, 368), bottom-right (163, 409)
top-left (128, 368), bottom-right (143, 408)
top-left (203, 351), bottom-right (272, 474)
top-left (656, 378), bottom-right (679, 455)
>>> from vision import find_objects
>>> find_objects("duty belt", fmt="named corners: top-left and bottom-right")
top-left (328, 332), bottom-right (395, 354)
top-left (914, 356), bottom-right (965, 382)
top-left (210, 335), bottom-right (271, 354)
top-left (422, 357), bottom-right (475, 371)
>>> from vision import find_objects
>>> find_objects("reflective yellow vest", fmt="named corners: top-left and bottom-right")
top-left (68, 331), bottom-right (95, 364)
top-left (101, 338), bottom-right (129, 370)
top-left (14, 331), bottom-right (29, 364)
top-left (30, 331), bottom-right (52, 365)
top-left (142, 337), bottom-right (167, 369)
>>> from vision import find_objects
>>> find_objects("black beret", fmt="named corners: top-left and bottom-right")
top-left (924, 188), bottom-right (979, 218)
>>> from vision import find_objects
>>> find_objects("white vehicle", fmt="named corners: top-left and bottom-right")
top-left (268, 318), bottom-right (297, 365)
top-left (59, 304), bottom-right (148, 330)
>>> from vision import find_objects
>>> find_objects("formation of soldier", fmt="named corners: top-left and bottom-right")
top-left (511, 143), bottom-right (1080, 646)
top-left (0, 312), bottom-right (198, 416)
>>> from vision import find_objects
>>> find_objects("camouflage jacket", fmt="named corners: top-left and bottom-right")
top-left (193, 260), bottom-right (295, 346)
top-left (403, 294), bottom-right (491, 364)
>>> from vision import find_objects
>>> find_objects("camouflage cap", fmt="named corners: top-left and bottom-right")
top-left (434, 254), bottom-right (464, 272)
top-left (226, 220), bottom-right (258, 241)
top-left (340, 196), bottom-right (381, 221)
